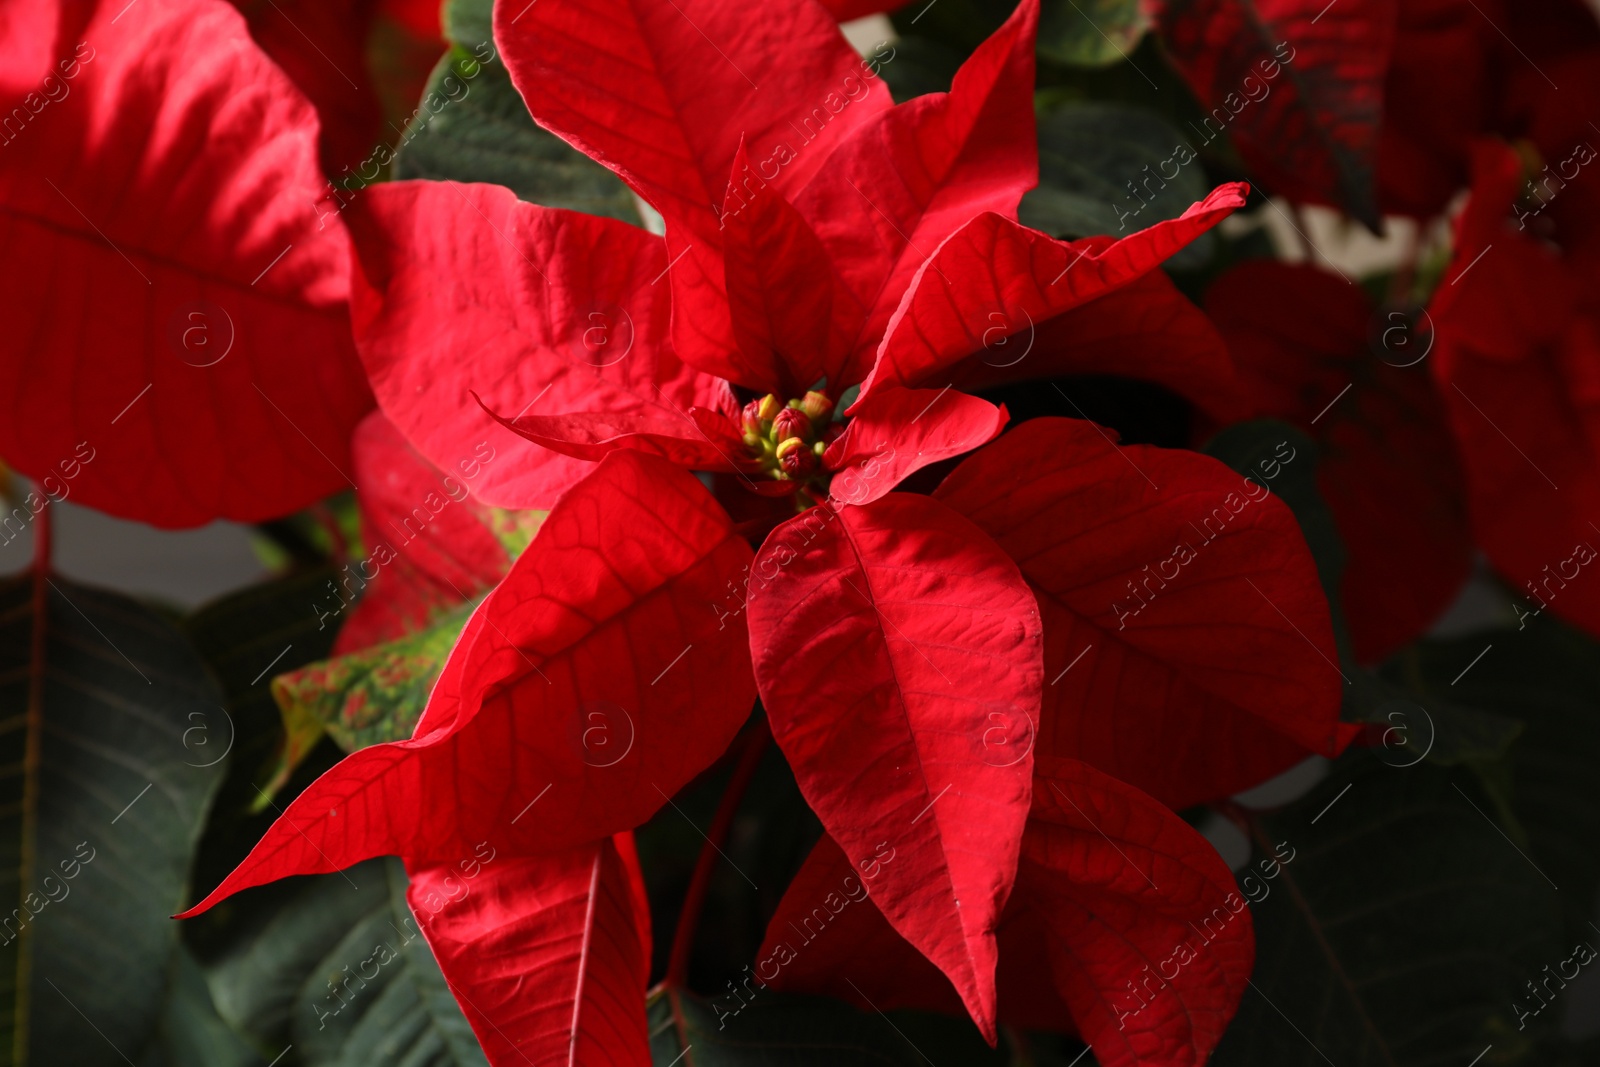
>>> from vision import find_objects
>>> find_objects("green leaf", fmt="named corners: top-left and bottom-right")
top-left (392, 43), bottom-right (641, 222)
top-left (258, 496), bottom-right (542, 781)
top-left (1021, 101), bottom-right (1214, 270)
top-left (441, 0), bottom-right (493, 50)
top-left (1212, 753), bottom-right (1568, 1065)
top-left (204, 859), bottom-right (487, 1066)
top-left (1392, 622), bottom-right (1600, 942)
top-left (647, 986), bottom-right (1008, 1065)
top-left (180, 568), bottom-right (341, 843)
top-left (1036, 0), bottom-right (1150, 68)
top-left (875, 37), bottom-right (965, 102)
top-left (481, 507), bottom-right (544, 562)
top-left (139, 948), bottom-right (263, 1067)
top-left (890, 0), bottom-right (1011, 56)
top-left (0, 572), bottom-right (227, 1065)
top-left (269, 599), bottom-right (477, 767)
top-left (182, 566), bottom-right (341, 751)
top-left (1343, 668), bottom-right (1524, 769)
top-left (181, 567), bottom-right (340, 731)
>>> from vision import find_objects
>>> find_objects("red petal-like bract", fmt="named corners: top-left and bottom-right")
top-left (757, 760), bottom-right (1255, 1067)
top-left (0, 4), bottom-right (56, 98)
top-left (824, 386), bottom-right (1008, 507)
top-left (496, 0), bottom-right (891, 248)
top-left (659, 138), bottom-right (859, 394)
top-left (858, 185), bottom-right (1246, 418)
top-left (946, 268), bottom-right (1240, 423)
top-left (1430, 142), bottom-right (1600, 637)
top-left (347, 180), bottom-right (726, 510)
top-left (1520, 56), bottom-right (1600, 264)
top-left (795, 0), bottom-right (1040, 383)
top-left (333, 411), bottom-right (529, 655)
top-left (408, 833), bottom-right (651, 1067)
top-left (754, 833), bottom-right (973, 1020)
top-left (379, 0), bottom-right (444, 42)
top-left (494, 408), bottom-right (752, 474)
top-left (1151, 0), bottom-right (1395, 226)
top-left (232, 0), bottom-right (444, 175)
top-left (1375, 0), bottom-right (1497, 217)
top-left (677, 142), bottom-right (856, 394)
top-left (936, 419), bottom-right (1350, 810)
top-left (1020, 756), bottom-right (1253, 1067)
top-left (1207, 261), bottom-right (1472, 662)
top-left (754, 833), bottom-right (1073, 1029)
top-left (180, 451), bottom-right (755, 915)
top-left (231, 0), bottom-right (382, 174)
top-left (496, 0), bottom-right (1041, 397)
top-left (747, 493), bottom-right (1044, 1041)
top-left (0, 0), bottom-right (372, 527)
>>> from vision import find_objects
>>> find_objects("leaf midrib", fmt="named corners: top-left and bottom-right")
top-left (0, 202), bottom-right (347, 317)
top-left (1247, 815), bottom-right (1399, 1066)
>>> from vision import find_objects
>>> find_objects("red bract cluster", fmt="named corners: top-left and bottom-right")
top-left (173, 0), bottom-right (1359, 1061)
top-left (7, 0), bottom-right (1598, 1062)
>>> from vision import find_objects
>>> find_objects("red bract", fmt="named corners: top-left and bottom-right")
top-left (1372, 0), bottom-right (1600, 219)
top-left (1374, 0), bottom-right (1500, 217)
top-left (0, 0), bottom-right (373, 528)
top-left (230, 0), bottom-right (379, 175)
top-left (933, 418), bottom-right (1354, 810)
top-left (230, 0), bottom-right (443, 176)
top-left (855, 188), bottom-right (1247, 423)
top-left (407, 833), bottom-right (653, 1065)
top-left (1186, 0), bottom-right (1600, 221)
top-left (1513, 54), bottom-right (1600, 268)
top-left (747, 492), bottom-right (1044, 1035)
top-left (330, 411), bottom-right (537, 655)
top-left (347, 180), bottom-right (727, 511)
top-left (1430, 142), bottom-right (1600, 637)
top-left (757, 757), bottom-right (1255, 1067)
top-left (181, 449), bottom-right (756, 911)
top-left (1151, 0), bottom-right (1396, 227)
top-left (1206, 261), bottom-right (1472, 662)
top-left (499, 0), bottom-right (895, 249)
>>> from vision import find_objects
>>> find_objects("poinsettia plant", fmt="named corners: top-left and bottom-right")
top-left (3, 0), bottom-right (1600, 1064)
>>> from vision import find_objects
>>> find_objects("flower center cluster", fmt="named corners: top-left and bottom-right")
top-left (741, 390), bottom-right (836, 486)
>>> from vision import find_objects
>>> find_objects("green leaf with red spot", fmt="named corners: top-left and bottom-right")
top-left (259, 601), bottom-right (479, 804)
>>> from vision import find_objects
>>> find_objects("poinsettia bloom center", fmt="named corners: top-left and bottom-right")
top-left (741, 390), bottom-right (838, 486)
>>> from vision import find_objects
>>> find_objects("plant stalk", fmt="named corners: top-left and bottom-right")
top-left (15, 503), bottom-right (51, 1065)
top-left (665, 718), bottom-right (771, 988)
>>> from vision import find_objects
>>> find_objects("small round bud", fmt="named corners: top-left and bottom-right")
top-left (741, 399), bottom-right (765, 438)
top-left (755, 394), bottom-right (784, 423)
top-left (772, 407), bottom-right (811, 445)
top-left (799, 390), bottom-right (834, 425)
top-left (776, 436), bottom-right (818, 477)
